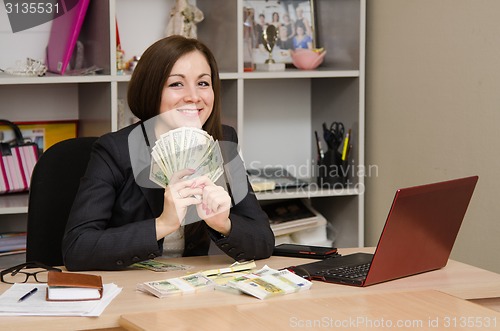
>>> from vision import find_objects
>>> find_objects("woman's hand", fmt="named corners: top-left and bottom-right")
top-left (155, 168), bottom-right (202, 239)
top-left (193, 175), bottom-right (232, 236)
top-left (156, 171), bottom-right (232, 239)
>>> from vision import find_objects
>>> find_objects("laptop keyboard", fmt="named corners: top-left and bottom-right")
top-left (315, 263), bottom-right (371, 279)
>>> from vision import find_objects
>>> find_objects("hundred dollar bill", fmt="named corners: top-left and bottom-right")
top-left (184, 131), bottom-right (212, 170)
top-left (151, 148), bottom-right (170, 182)
top-left (155, 136), bottom-right (175, 179)
top-left (165, 128), bottom-right (184, 171)
top-left (157, 127), bottom-right (212, 171)
top-left (189, 140), bottom-right (224, 182)
top-left (150, 157), bottom-right (168, 188)
top-left (149, 127), bottom-right (225, 187)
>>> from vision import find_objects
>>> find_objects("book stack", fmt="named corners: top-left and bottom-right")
top-left (262, 199), bottom-right (327, 239)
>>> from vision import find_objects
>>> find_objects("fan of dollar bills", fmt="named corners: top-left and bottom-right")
top-left (149, 127), bottom-right (224, 188)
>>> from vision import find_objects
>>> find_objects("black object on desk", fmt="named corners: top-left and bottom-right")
top-left (273, 243), bottom-right (339, 259)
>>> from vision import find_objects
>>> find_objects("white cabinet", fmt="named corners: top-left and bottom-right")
top-left (0, 0), bottom-right (365, 248)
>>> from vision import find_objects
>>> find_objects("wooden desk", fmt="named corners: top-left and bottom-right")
top-left (1, 248), bottom-right (500, 330)
top-left (120, 290), bottom-right (500, 331)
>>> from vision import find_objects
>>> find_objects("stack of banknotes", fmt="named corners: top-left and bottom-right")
top-left (137, 273), bottom-right (215, 298)
top-left (149, 127), bottom-right (224, 188)
top-left (136, 264), bottom-right (312, 299)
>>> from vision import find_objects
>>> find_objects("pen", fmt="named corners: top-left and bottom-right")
top-left (346, 129), bottom-right (352, 159)
top-left (341, 130), bottom-right (350, 161)
top-left (18, 287), bottom-right (38, 302)
top-left (314, 130), bottom-right (324, 161)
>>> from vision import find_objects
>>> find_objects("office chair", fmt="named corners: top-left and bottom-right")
top-left (26, 137), bottom-right (98, 266)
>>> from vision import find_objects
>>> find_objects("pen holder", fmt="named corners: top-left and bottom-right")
top-left (317, 149), bottom-right (347, 188)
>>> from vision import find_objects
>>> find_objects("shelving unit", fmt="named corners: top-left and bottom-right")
top-left (0, 0), bottom-right (365, 248)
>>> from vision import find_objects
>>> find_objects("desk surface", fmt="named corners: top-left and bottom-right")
top-left (1, 247), bottom-right (500, 331)
top-left (120, 290), bottom-right (500, 331)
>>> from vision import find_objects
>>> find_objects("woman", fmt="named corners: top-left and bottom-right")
top-left (277, 24), bottom-right (293, 50)
top-left (271, 12), bottom-right (280, 28)
top-left (254, 14), bottom-right (268, 47)
top-left (282, 13), bottom-right (295, 40)
top-left (292, 25), bottom-right (313, 50)
top-left (62, 36), bottom-right (275, 271)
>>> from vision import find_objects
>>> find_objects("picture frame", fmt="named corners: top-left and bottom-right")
top-left (0, 120), bottom-right (78, 155)
top-left (244, 0), bottom-right (316, 66)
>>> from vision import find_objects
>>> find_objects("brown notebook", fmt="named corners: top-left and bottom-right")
top-left (46, 271), bottom-right (103, 301)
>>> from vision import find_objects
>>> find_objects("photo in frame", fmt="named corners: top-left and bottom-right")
top-left (244, 0), bottom-right (316, 65)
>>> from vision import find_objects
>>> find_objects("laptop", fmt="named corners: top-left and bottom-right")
top-left (289, 176), bottom-right (479, 286)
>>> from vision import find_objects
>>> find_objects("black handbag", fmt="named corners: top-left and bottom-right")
top-left (0, 119), bottom-right (40, 194)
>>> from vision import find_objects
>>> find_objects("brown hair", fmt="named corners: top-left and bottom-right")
top-left (127, 35), bottom-right (223, 140)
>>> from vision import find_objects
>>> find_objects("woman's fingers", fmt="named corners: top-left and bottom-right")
top-left (170, 173), bottom-right (231, 217)
top-left (170, 169), bottom-right (203, 201)
top-left (189, 176), bottom-right (231, 215)
top-left (170, 168), bottom-right (195, 184)
top-left (202, 185), bottom-right (231, 214)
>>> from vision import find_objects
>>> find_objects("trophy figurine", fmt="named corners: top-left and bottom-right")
top-left (257, 25), bottom-right (285, 71)
top-left (262, 25), bottom-right (277, 64)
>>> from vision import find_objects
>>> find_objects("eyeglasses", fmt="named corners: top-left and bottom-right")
top-left (0, 261), bottom-right (62, 284)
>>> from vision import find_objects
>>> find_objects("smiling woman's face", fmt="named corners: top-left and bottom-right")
top-left (158, 50), bottom-right (214, 131)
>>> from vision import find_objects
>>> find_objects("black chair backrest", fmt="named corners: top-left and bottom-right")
top-left (26, 137), bottom-right (98, 266)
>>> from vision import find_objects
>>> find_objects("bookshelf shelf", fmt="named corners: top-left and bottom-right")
top-left (0, 194), bottom-right (29, 215)
top-left (0, 73), bottom-right (115, 85)
top-left (241, 69), bottom-right (360, 80)
top-left (0, 0), bottom-right (365, 248)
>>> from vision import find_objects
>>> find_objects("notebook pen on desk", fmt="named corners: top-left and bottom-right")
top-left (18, 287), bottom-right (38, 302)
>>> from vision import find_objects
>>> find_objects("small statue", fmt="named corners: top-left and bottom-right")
top-left (165, 0), bottom-right (204, 39)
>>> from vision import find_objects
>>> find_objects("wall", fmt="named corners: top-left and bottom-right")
top-left (365, 0), bottom-right (500, 273)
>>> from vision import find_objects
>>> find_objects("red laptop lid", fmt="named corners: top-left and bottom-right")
top-left (364, 176), bottom-right (478, 286)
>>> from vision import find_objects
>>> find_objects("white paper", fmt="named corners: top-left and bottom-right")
top-left (0, 282), bottom-right (122, 316)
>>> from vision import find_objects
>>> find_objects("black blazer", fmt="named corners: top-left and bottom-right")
top-left (62, 123), bottom-right (274, 271)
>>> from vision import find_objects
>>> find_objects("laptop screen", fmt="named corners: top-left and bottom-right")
top-left (364, 176), bottom-right (478, 286)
